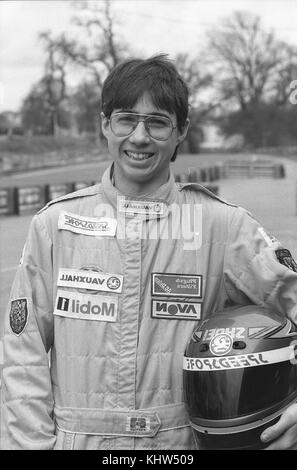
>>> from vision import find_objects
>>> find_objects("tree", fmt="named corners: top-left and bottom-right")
top-left (71, 80), bottom-right (100, 134)
top-left (39, 0), bottom-right (132, 139)
top-left (207, 11), bottom-right (297, 146)
top-left (174, 53), bottom-right (214, 153)
top-left (38, 31), bottom-right (69, 135)
top-left (54, 0), bottom-right (131, 89)
top-left (21, 80), bottom-right (70, 135)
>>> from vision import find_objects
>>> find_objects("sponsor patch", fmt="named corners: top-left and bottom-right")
top-left (183, 345), bottom-right (297, 371)
top-left (202, 327), bottom-right (245, 341)
top-left (54, 290), bottom-right (118, 322)
top-left (58, 211), bottom-right (117, 237)
top-left (118, 197), bottom-right (165, 215)
top-left (126, 417), bottom-right (151, 433)
top-left (57, 268), bottom-right (123, 293)
top-left (275, 248), bottom-right (297, 273)
top-left (209, 333), bottom-right (233, 356)
top-left (258, 227), bottom-right (278, 247)
top-left (151, 299), bottom-right (201, 320)
top-left (151, 273), bottom-right (202, 298)
top-left (10, 298), bottom-right (29, 335)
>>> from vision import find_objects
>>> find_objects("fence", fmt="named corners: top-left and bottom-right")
top-left (222, 160), bottom-right (285, 179)
top-left (0, 181), bottom-right (93, 216)
top-left (0, 166), bottom-right (222, 216)
top-left (0, 159), bottom-right (286, 216)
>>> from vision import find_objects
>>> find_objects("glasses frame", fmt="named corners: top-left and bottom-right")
top-left (109, 112), bottom-right (177, 141)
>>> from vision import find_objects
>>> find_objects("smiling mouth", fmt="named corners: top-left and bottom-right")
top-left (124, 150), bottom-right (154, 161)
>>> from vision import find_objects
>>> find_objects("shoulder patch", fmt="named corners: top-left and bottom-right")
top-left (177, 182), bottom-right (238, 208)
top-left (37, 184), bottom-right (101, 214)
top-left (275, 248), bottom-right (297, 273)
top-left (10, 298), bottom-right (29, 335)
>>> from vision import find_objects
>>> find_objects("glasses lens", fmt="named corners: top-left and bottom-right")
top-left (146, 116), bottom-right (173, 140)
top-left (110, 114), bottom-right (137, 137)
top-left (110, 113), bottom-right (173, 140)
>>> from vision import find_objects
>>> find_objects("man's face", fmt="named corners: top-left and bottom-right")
top-left (101, 92), bottom-right (188, 195)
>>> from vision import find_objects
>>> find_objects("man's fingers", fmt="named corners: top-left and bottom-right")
top-left (264, 424), bottom-right (297, 450)
top-left (261, 404), bottom-right (297, 444)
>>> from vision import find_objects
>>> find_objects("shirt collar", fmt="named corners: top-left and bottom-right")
top-left (102, 163), bottom-right (179, 217)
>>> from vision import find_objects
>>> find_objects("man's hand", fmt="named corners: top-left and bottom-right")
top-left (260, 403), bottom-right (297, 450)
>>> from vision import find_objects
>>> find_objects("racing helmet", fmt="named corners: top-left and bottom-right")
top-left (183, 305), bottom-right (297, 450)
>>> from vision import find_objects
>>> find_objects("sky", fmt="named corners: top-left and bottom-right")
top-left (2, 0), bottom-right (297, 111)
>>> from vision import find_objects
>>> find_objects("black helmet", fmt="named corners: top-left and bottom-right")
top-left (183, 305), bottom-right (297, 450)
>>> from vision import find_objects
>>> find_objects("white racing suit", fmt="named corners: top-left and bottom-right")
top-left (2, 164), bottom-right (297, 450)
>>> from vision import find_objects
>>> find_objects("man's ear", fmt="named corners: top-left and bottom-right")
top-left (100, 112), bottom-right (109, 139)
top-left (177, 117), bottom-right (190, 145)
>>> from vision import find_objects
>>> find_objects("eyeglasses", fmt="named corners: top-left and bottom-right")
top-left (109, 112), bottom-right (176, 141)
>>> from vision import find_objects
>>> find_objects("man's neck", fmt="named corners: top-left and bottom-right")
top-left (112, 166), bottom-right (170, 198)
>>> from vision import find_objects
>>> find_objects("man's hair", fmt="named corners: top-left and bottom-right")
top-left (101, 54), bottom-right (189, 132)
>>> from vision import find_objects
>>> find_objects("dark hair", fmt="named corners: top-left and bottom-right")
top-left (101, 54), bottom-right (189, 133)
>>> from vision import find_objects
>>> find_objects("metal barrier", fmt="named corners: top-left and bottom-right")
top-left (0, 159), bottom-right (284, 216)
top-left (175, 167), bottom-right (220, 196)
top-left (0, 181), bottom-right (96, 216)
top-left (222, 160), bottom-right (285, 179)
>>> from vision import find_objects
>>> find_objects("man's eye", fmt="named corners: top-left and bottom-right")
top-left (148, 118), bottom-right (169, 128)
top-left (117, 115), bottom-right (136, 124)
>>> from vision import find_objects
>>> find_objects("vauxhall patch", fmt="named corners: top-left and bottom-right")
top-left (151, 300), bottom-right (201, 320)
top-left (151, 273), bottom-right (202, 298)
top-left (10, 298), bottom-right (29, 335)
top-left (118, 196), bottom-right (165, 216)
top-left (58, 211), bottom-right (117, 237)
top-left (54, 290), bottom-right (118, 322)
top-left (275, 248), bottom-right (297, 273)
top-left (57, 268), bottom-right (123, 293)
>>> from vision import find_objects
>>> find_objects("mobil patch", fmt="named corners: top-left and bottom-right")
top-left (10, 298), bottom-right (29, 335)
top-left (54, 290), bottom-right (118, 322)
top-left (151, 273), bottom-right (202, 298)
top-left (151, 300), bottom-right (201, 320)
top-left (58, 211), bottom-right (117, 237)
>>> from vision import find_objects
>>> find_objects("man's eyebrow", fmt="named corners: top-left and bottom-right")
top-left (117, 109), bottom-right (171, 118)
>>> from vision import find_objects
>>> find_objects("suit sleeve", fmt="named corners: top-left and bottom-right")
top-left (1, 213), bottom-right (56, 449)
top-left (223, 207), bottom-right (297, 324)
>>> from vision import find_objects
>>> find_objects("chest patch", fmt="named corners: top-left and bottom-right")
top-left (151, 273), bottom-right (203, 298)
top-left (118, 197), bottom-right (165, 216)
top-left (57, 268), bottom-right (123, 293)
top-left (54, 290), bottom-right (118, 322)
top-left (58, 211), bottom-right (117, 237)
top-left (151, 299), bottom-right (201, 320)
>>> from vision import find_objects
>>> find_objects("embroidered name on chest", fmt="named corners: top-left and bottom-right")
top-left (118, 197), bottom-right (165, 215)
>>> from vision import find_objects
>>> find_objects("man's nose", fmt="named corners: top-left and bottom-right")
top-left (129, 121), bottom-right (150, 144)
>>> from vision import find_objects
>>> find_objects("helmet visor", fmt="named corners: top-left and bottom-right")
top-left (184, 360), bottom-right (297, 422)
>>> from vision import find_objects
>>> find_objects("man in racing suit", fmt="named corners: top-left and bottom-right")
top-left (2, 55), bottom-right (297, 450)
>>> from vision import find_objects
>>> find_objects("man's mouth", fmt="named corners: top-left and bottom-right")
top-left (124, 151), bottom-right (154, 161)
